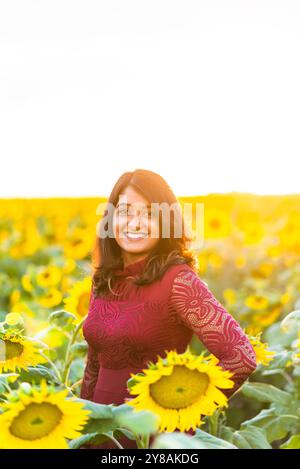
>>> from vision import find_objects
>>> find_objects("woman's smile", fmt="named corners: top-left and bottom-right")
top-left (124, 231), bottom-right (149, 241)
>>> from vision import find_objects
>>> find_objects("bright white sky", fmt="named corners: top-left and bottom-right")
top-left (1, 1), bottom-right (299, 198)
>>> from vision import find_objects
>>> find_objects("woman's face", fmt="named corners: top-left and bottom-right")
top-left (113, 185), bottom-right (160, 257)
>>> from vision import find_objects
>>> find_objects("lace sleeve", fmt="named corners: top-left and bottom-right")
top-left (170, 269), bottom-right (257, 399)
top-left (80, 344), bottom-right (100, 400)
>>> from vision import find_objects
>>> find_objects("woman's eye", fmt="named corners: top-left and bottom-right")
top-left (116, 207), bottom-right (151, 218)
top-left (117, 208), bottom-right (128, 215)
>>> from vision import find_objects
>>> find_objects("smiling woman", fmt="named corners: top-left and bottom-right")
top-left (80, 168), bottom-right (257, 449)
top-left (91, 168), bottom-right (195, 298)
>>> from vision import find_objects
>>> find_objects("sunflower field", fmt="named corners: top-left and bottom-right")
top-left (0, 194), bottom-right (300, 449)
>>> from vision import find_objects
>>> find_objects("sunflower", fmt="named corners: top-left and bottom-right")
top-left (248, 333), bottom-right (275, 366)
top-left (245, 294), bottom-right (269, 311)
top-left (126, 350), bottom-right (234, 433)
top-left (63, 227), bottom-right (92, 260)
top-left (243, 224), bottom-right (265, 245)
top-left (251, 262), bottom-right (274, 279)
top-left (37, 288), bottom-right (63, 308)
top-left (205, 208), bottom-right (231, 239)
top-left (63, 277), bottom-right (92, 319)
top-left (0, 380), bottom-right (90, 449)
top-left (252, 306), bottom-right (281, 328)
top-left (36, 265), bottom-right (62, 288)
top-left (222, 288), bottom-right (237, 306)
top-left (0, 331), bottom-right (47, 373)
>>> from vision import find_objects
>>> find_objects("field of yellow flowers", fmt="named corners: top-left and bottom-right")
top-left (0, 194), bottom-right (300, 449)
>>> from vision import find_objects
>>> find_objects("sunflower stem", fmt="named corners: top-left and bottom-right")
top-left (134, 434), bottom-right (144, 449)
top-left (39, 351), bottom-right (63, 383)
top-left (69, 378), bottom-right (83, 392)
top-left (134, 433), bottom-right (149, 449)
top-left (62, 316), bottom-right (86, 386)
top-left (142, 434), bottom-right (150, 449)
top-left (101, 432), bottom-right (124, 449)
top-left (62, 356), bottom-right (74, 386)
top-left (208, 408), bottom-right (221, 437)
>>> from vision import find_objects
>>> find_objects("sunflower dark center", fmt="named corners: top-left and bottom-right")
top-left (211, 219), bottom-right (221, 229)
top-left (149, 365), bottom-right (209, 409)
top-left (9, 402), bottom-right (63, 440)
top-left (72, 239), bottom-right (82, 247)
top-left (4, 340), bottom-right (24, 360)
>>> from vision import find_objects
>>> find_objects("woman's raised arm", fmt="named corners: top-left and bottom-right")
top-left (169, 269), bottom-right (257, 399)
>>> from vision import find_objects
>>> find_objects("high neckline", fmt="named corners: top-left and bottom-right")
top-left (114, 255), bottom-right (150, 278)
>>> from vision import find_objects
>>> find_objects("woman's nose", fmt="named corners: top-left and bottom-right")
top-left (127, 214), bottom-right (141, 230)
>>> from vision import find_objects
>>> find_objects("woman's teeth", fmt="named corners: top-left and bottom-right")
top-left (125, 232), bottom-right (148, 240)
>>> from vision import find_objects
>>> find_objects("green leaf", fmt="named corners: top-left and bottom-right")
top-left (49, 310), bottom-right (77, 325)
top-left (241, 408), bottom-right (299, 443)
top-left (241, 382), bottom-right (291, 405)
top-left (151, 432), bottom-right (210, 449)
top-left (232, 432), bottom-right (252, 449)
top-left (73, 398), bottom-right (113, 419)
top-left (0, 373), bottom-right (19, 393)
top-left (113, 428), bottom-right (136, 441)
top-left (68, 432), bottom-right (109, 449)
top-left (72, 401), bottom-right (116, 434)
top-left (112, 403), bottom-right (159, 436)
top-left (280, 310), bottom-right (300, 333)
top-left (193, 428), bottom-right (237, 449)
top-left (219, 425), bottom-right (235, 443)
top-left (83, 418), bottom-right (117, 434)
top-left (264, 321), bottom-right (298, 348)
top-left (70, 341), bottom-right (88, 357)
top-left (19, 365), bottom-right (58, 384)
top-left (233, 425), bottom-right (272, 449)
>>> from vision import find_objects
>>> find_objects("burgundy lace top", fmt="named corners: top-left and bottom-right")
top-left (80, 256), bottom-right (257, 448)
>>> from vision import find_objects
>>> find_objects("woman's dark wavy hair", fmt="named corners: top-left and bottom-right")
top-left (91, 168), bottom-right (198, 297)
